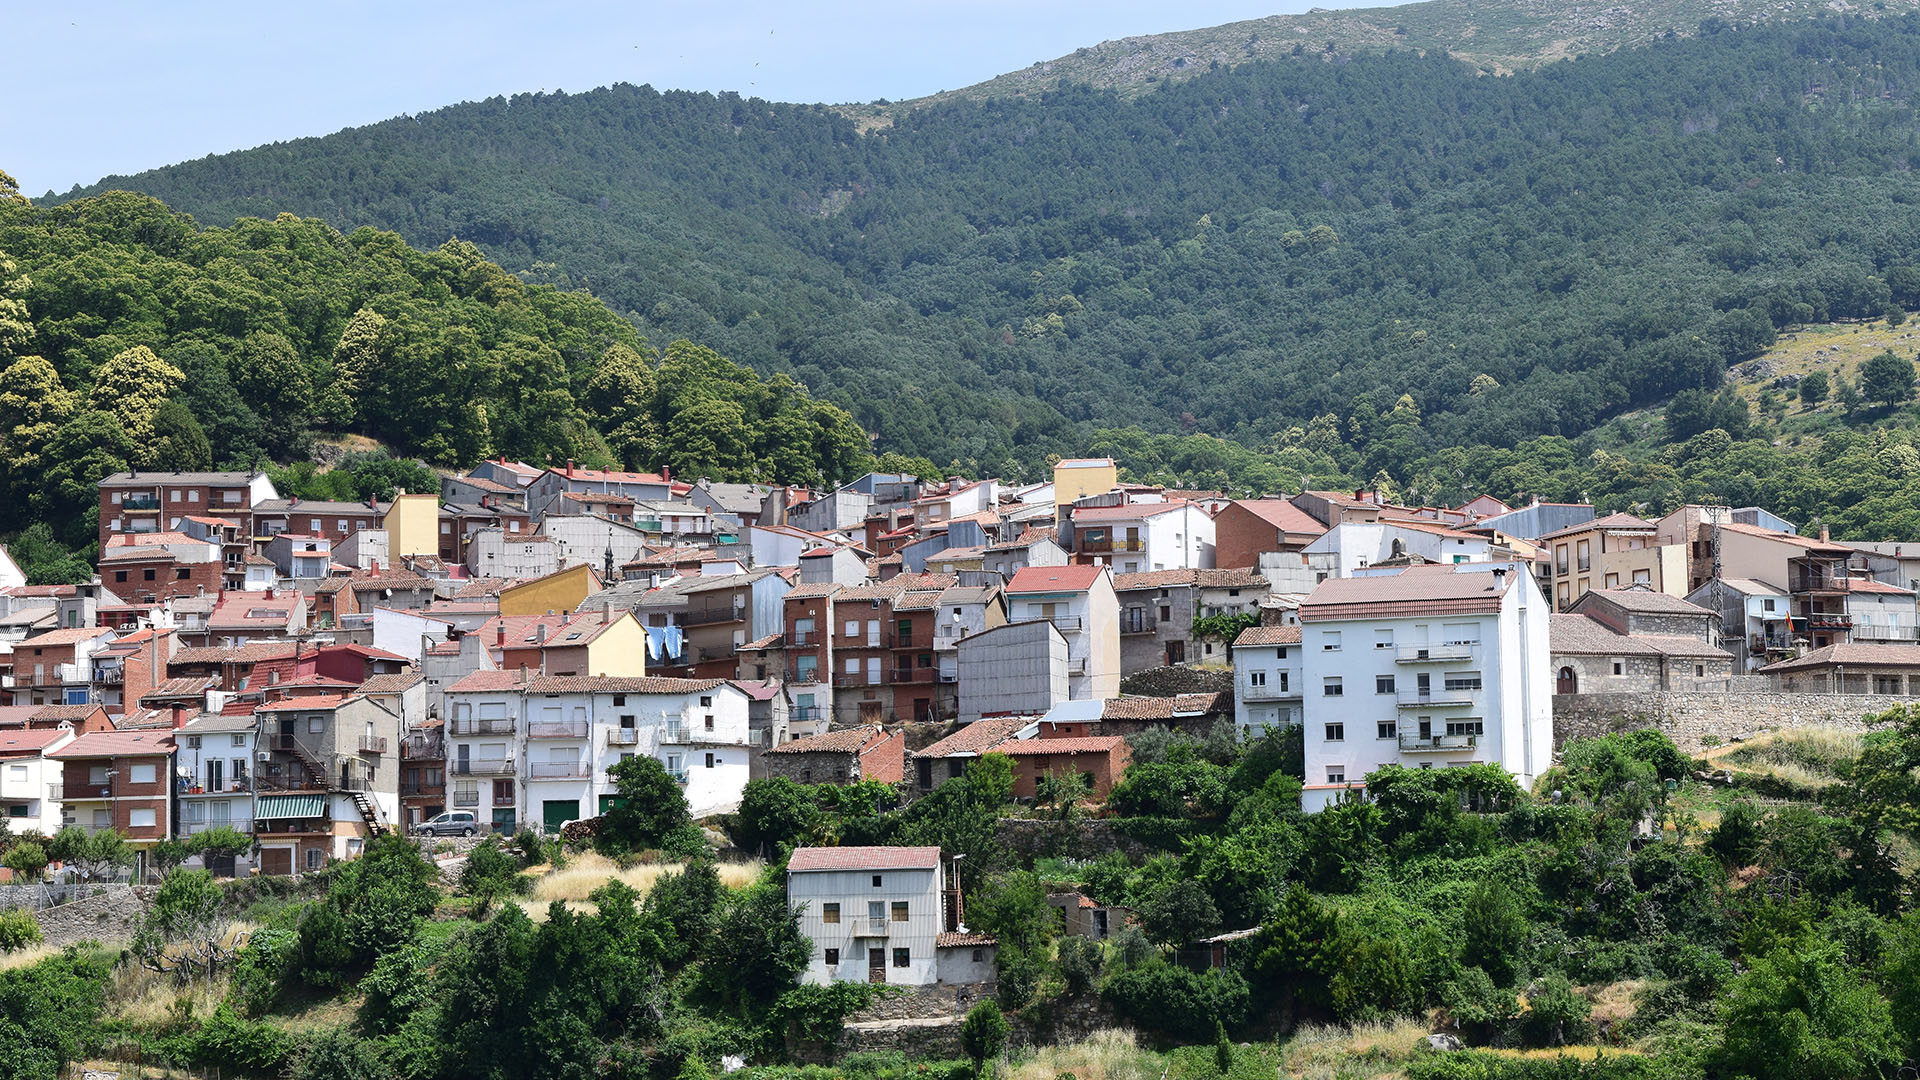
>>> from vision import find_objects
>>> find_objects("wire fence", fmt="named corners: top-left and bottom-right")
top-left (0, 877), bottom-right (132, 911)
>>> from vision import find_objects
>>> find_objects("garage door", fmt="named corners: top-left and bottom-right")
top-left (543, 799), bottom-right (580, 834)
top-left (259, 847), bottom-right (292, 876)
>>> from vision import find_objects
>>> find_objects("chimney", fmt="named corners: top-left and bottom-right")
top-left (566, 458), bottom-right (576, 478)
top-left (1820, 525), bottom-right (1831, 543)
top-left (371, 560), bottom-right (381, 577)
top-left (602, 601), bottom-right (613, 623)
top-left (495, 622), bottom-right (506, 648)
top-left (171, 703), bottom-right (189, 729)
top-left (265, 587), bottom-right (275, 600)
top-left (560, 610), bottom-right (572, 626)
top-left (535, 624), bottom-right (548, 644)
top-left (662, 465), bottom-right (671, 483)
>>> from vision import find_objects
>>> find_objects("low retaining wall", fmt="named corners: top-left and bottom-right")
top-left (1553, 691), bottom-right (1902, 753)
top-left (31, 884), bottom-right (154, 948)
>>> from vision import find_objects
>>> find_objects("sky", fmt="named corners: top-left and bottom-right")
top-left (4, 0), bottom-right (1378, 197)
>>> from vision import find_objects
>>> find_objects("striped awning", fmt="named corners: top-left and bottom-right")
top-left (255, 794), bottom-right (325, 818)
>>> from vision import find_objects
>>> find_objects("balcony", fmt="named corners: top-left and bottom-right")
top-left (528, 719), bottom-right (589, 739)
top-left (401, 733), bottom-right (444, 760)
top-left (854, 918), bottom-right (894, 936)
top-left (1399, 732), bottom-right (1478, 753)
top-left (668, 770), bottom-right (690, 784)
top-left (529, 761), bottom-right (589, 780)
top-left (833, 672), bottom-right (882, 688)
top-left (696, 645), bottom-right (735, 662)
top-left (1080, 538), bottom-right (1144, 554)
top-left (1397, 688), bottom-right (1478, 708)
top-left (453, 790), bottom-right (479, 807)
top-left (92, 667), bottom-right (125, 684)
top-left (401, 780), bottom-right (443, 798)
top-left (1395, 644), bottom-right (1475, 663)
top-left (180, 778), bottom-right (251, 795)
top-left (55, 663), bottom-right (87, 684)
top-left (357, 735), bottom-right (388, 754)
top-left (46, 783), bottom-right (62, 801)
top-left (791, 706), bottom-right (822, 724)
top-left (663, 724), bottom-right (688, 744)
top-left (255, 772), bottom-right (323, 792)
top-left (1804, 613), bottom-right (1853, 631)
top-left (890, 667), bottom-right (936, 684)
top-left (448, 717), bottom-right (516, 736)
top-left (452, 757), bottom-right (515, 776)
top-left (1047, 616), bottom-right (1085, 631)
top-left (1851, 623), bottom-right (1917, 641)
top-left (1791, 575), bottom-right (1847, 595)
top-left (786, 631), bottom-right (818, 647)
top-left (607, 728), bottom-right (640, 746)
top-left (493, 790), bottom-right (517, 807)
top-left (682, 606), bottom-right (745, 627)
top-left (182, 818), bottom-right (253, 836)
top-left (121, 495), bottom-right (160, 511)
top-left (1120, 617), bottom-right (1158, 635)
top-left (1240, 682), bottom-right (1298, 702)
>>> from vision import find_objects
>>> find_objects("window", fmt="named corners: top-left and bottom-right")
top-left (232, 734), bottom-right (246, 747)
top-left (1443, 673), bottom-right (1482, 691)
top-left (170, 491), bottom-right (181, 503)
top-left (1374, 630), bottom-right (1393, 650)
top-left (89, 765), bottom-right (109, 785)
top-left (1321, 631), bottom-right (1341, 652)
top-left (1322, 677), bottom-right (1343, 697)
top-left (845, 620), bottom-right (859, 638)
top-left (1375, 675), bottom-right (1395, 694)
top-left (188, 736), bottom-right (202, 749)
top-left (704, 752), bottom-right (715, 769)
top-left (143, 568), bottom-right (156, 581)
top-left (822, 903), bottom-right (840, 924)
top-left (1695, 664), bottom-right (1705, 677)
top-left (114, 571), bottom-right (128, 583)
top-left (1248, 671), bottom-right (1266, 688)
top-left (1377, 720), bottom-right (1397, 739)
top-left (699, 696), bottom-right (712, 707)
top-left (1604, 573), bottom-right (1620, 589)
top-left (891, 901), bottom-right (909, 922)
top-left (309, 714), bottom-right (325, 733)
top-left (129, 763), bottom-right (156, 784)
top-left (307, 849), bottom-right (324, 871)
top-left (176, 568), bottom-right (191, 580)
top-left (824, 948), bottom-right (840, 965)
top-left (129, 807), bottom-right (157, 828)
top-left (188, 490), bottom-right (200, 502)
top-left (1324, 723), bottom-right (1344, 741)
top-left (1326, 767), bottom-right (1346, 785)
top-left (1446, 719), bottom-right (1485, 737)
top-left (1632, 569), bottom-right (1651, 584)
top-left (871, 875), bottom-right (883, 887)
top-left (893, 948), bottom-right (910, 968)
top-left (1277, 672), bottom-right (1288, 692)
top-left (1610, 658), bottom-right (1625, 677)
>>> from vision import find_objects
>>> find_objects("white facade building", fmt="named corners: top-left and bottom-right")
top-left (1229, 626), bottom-right (1304, 736)
top-left (0, 726), bottom-right (75, 835)
top-left (1292, 562), bottom-right (1552, 812)
top-left (788, 845), bottom-right (994, 987)
top-left (1072, 501), bottom-right (1216, 573)
top-left (1301, 522), bottom-right (1494, 580)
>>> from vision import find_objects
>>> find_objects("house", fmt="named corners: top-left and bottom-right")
top-left (1115, 568), bottom-right (1268, 672)
top-left (253, 691), bottom-right (403, 874)
top-left (930, 583), bottom-right (1008, 683)
top-left (1070, 500), bottom-right (1215, 573)
top-left (1302, 520), bottom-right (1494, 579)
top-left (0, 545), bottom-right (24, 591)
top-left (1685, 578), bottom-right (1796, 672)
top-left (780, 582), bottom-right (842, 737)
top-left (464, 529), bottom-right (557, 580)
top-left (540, 513), bottom-right (654, 573)
top-left (383, 492), bottom-right (442, 559)
top-left (97, 470), bottom-right (277, 554)
top-left (1549, 589), bottom-right (1736, 694)
top-left (1289, 490), bottom-right (1386, 528)
top-left (11, 625), bottom-right (116, 707)
top-left (441, 472), bottom-right (529, 511)
top-left (399, 720), bottom-right (446, 830)
top-left (760, 726), bottom-right (906, 786)
top-left (1212, 499), bottom-right (1328, 569)
top-left (173, 711), bottom-right (257, 859)
top-left (1840, 576), bottom-right (1920, 644)
top-left (1655, 510), bottom-right (1856, 648)
top-left (49, 725), bottom-right (179, 878)
top-left (1004, 564), bottom-right (1120, 700)
top-left (1047, 891), bottom-right (1133, 940)
top-left (206, 589), bottom-right (308, 644)
top-left (687, 479), bottom-right (775, 528)
top-left (1093, 693), bottom-right (1227, 736)
top-left (798, 546), bottom-right (870, 585)
top-left (1759, 642), bottom-right (1920, 694)
top-left (1293, 562), bottom-right (1553, 812)
top-left (475, 609), bottom-right (647, 678)
top-left (981, 529), bottom-right (1068, 582)
top-left (670, 570), bottom-right (792, 680)
top-left (1472, 502), bottom-right (1598, 542)
top-left (526, 463), bottom-right (675, 520)
top-left (1540, 513), bottom-right (1687, 612)
top-left (500, 564), bottom-right (599, 618)
top-left (955, 621), bottom-right (1069, 722)
top-left (1230, 625), bottom-right (1305, 736)
top-left (87, 626), bottom-right (178, 718)
top-left (1000, 735), bottom-right (1130, 800)
top-left (98, 531), bottom-right (224, 602)
top-left (0, 724), bottom-right (77, 836)
top-left (264, 533), bottom-right (333, 580)
top-left (1052, 458), bottom-right (1118, 505)
top-left (912, 715), bottom-right (1034, 792)
top-left (787, 846), bottom-right (994, 987)
top-left (732, 678), bottom-right (791, 755)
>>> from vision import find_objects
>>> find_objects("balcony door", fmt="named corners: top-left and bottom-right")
top-left (868, 947), bottom-right (886, 984)
top-left (205, 759), bottom-right (224, 792)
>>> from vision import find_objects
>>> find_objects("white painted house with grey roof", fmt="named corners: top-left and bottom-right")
top-left (787, 846), bottom-right (995, 987)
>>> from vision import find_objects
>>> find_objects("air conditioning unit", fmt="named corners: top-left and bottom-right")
top-left (256, 751), bottom-right (271, 762)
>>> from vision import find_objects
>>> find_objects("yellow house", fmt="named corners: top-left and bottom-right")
top-left (383, 493), bottom-right (440, 558)
top-left (499, 563), bottom-right (600, 618)
top-left (1053, 458), bottom-right (1119, 505)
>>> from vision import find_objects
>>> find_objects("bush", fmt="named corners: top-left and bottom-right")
top-left (165, 1002), bottom-right (295, 1075)
top-left (1516, 974), bottom-right (1593, 1048)
top-left (959, 1001), bottom-right (1008, 1074)
top-left (0, 908), bottom-right (43, 951)
top-left (1056, 935), bottom-right (1104, 997)
top-left (1103, 962), bottom-right (1249, 1041)
top-left (458, 839), bottom-right (529, 908)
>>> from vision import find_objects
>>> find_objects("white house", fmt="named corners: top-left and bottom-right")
top-left (1072, 500), bottom-right (1216, 573)
top-left (787, 845), bottom-right (995, 987)
top-left (1003, 564), bottom-right (1120, 700)
top-left (371, 607), bottom-right (454, 664)
top-left (1301, 521), bottom-right (1494, 579)
top-left (444, 670), bottom-right (533, 835)
top-left (173, 711), bottom-right (255, 857)
top-left (0, 725), bottom-right (75, 836)
top-left (1229, 626), bottom-right (1304, 736)
top-left (1294, 562), bottom-right (1552, 812)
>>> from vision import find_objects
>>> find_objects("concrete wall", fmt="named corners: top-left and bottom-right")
top-left (1553, 690), bottom-right (1906, 753)
top-left (957, 622), bottom-right (1067, 721)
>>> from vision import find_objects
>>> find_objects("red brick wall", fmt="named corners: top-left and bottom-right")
top-left (1010, 744), bottom-right (1131, 800)
top-left (1212, 503), bottom-right (1283, 570)
top-left (16, 642), bottom-right (77, 689)
top-left (116, 633), bottom-right (176, 717)
top-left (103, 557), bottom-right (222, 603)
top-left (60, 755), bottom-right (171, 839)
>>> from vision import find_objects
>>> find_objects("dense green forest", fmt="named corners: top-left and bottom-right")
top-left (0, 174), bottom-right (871, 552)
top-left (53, 17), bottom-right (1920, 475)
top-left (5, 715), bottom-right (1920, 1079)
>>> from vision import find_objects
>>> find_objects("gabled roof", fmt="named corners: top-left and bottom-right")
top-left (1228, 498), bottom-right (1327, 535)
top-left (1537, 511), bottom-right (1657, 541)
top-left (0, 727), bottom-right (72, 754)
top-left (1574, 588), bottom-right (1712, 617)
top-left (997, 736), bottom-right (1125, 755)
top-left (49, 728), bottom-right (174, 758)
top-left (765, 726), bottom-right (887, 755)
top-left (1838, 576), bottom-right (1915, 596)
top-left (20, 626), bottom-right (115, 647)
top-left (788, 846), bottom-right (941, 872)
top-left (1233, 625), bottom-right (1302, 647)
top-left (1300, 564), bottom-right (1518, 620)
top-left (1548, 615), bottom-right (1732, 660)
top-left (916, 716), bottom-right (1030, 759)
top-left (541, 466), bottom-right (669, 485)
top-left (445, 670), bottom-right (535, 694)
top-left (1715, 521), bottom-right (1852, 555)
top-left (139, 677), bottom-right (219, 702)
top-left (358, 672), bottom-right (427, 695)
top-left (1007, 565), bottom-right (1106, 594)
top-left (1072, 501), bottom-right (1188, 523)
top-left (1760, 642), bottom-right (1920, 673)
top-left (99, 471), bottom-right (258, 487)
top-left (169, 643), bottom-right (296, 666)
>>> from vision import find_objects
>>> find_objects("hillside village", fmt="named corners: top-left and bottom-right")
top-left (0, 457), bottom-right (1909, 877)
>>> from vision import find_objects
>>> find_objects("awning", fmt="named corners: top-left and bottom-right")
top-left (255, 795), bottom-right (325, 818)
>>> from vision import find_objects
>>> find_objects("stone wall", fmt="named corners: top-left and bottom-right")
top-left (30, 884), bottom-right (153, 947)
top-left (1118, 665), bottom-right (1234, 702)
top-left (1553, 690), bottom-right (1902, 753)
top-left (995, 818), bottom-right (1172, 861)
top-left (759, 749), bottom-right (856, 785)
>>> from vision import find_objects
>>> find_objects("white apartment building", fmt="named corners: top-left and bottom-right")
top-left (1003, 565), bottom-right (1120, 700)
top-left (1229, 626), bottom-right (1304, 736)
top-left (1292, 562), bottom-right (1552, 812)
top-left (0, 726), bottom-right (75, 835)
top-left (1072, 500), bottom-right (1215, 573)
top-left (444, 670), bottom-right (753, 833)
top-left (1300, 521), bottom-right (1493, 579)
top-left (787, 845), bottom-right (995, 987)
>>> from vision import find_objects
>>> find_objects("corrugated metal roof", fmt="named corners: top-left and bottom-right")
top-left (788, 845), bottom-right (941, 872)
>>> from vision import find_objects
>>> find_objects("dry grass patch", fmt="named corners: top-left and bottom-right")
top-left (1281, 1017), bottom-right (1431, 1077)
top-left (105, 962), bottom-right (233, 1027)
top-left (520, 854), bottom-right (764, 915)
top-left (0, 942), bottom-right (63, 971)
top-left (1714, 727), bottom-right (1861, 788)
top-left (1005, 1029), bottom-right (1161, 1080)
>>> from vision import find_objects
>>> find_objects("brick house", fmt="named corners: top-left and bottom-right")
top-left (12, 626), bottom-right (116, 707)
top-left (96, 470), bottom-right (277, 555)
top-left (252, 498), bottom-right (388, 545)
top-left (999, 735), bottom-right (1131, 800)
top-left (98, 531), bottom-right (224, 603)
top-left (912, 715), bottom-right (1034, 792)
top-left (49, 726), bottom-right (180, 877)
top-left (1211, 499), bottom-right (1329, 570)
top-left (760, 725), bottom-right (906, 786)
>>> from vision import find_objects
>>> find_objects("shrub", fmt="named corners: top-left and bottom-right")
top-left (1056, 936), bottom-right (1104, 997)
top-left (1516, 974), bottom-right (1593, 1048)
top-left (1103, 962), bottom-right (1249, 1041)
top-left (0, 908), bottom-right (43, 952)
top-left (960, 1001), bottom-right (1009, 1074)
top-left (166, 1002), bottom-right (295, 1075)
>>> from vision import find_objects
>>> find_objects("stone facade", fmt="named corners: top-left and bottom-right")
top-left (1553, 690), bottom-right (1904, 753)
top-left (760, 749), bottom-right (859, 785)
top-left (28, 884), bottom-right (153, 947)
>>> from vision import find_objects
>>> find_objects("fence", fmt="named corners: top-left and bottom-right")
top-left (0, 878), bottom-right (132, 912)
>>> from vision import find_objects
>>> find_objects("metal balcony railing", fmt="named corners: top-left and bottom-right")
top-left (1048, 616), bottom-right (1085, 631)
top-left (1397, 688), bottom-right (1477, 707)
top-left (1395, 644), bottom-right (1475, 663)
top-left (1120, 617), bottom-right (1157, 635)
top-left (663, 724), bottom-right (688, 744)
top-left (93, 667), bottom-right (125, 684)
top-left (1240, 683), bottom-right (1297, 701)
top-left (890, 667), bottom-right (935, 684)
top-left (402, 733), bottom-right (444, 760)
top-left (357, 735), bottom-right (388, 754)
top-left (527, 720), bottom-right (589, 739)
top-left (607, 728), bottom-right (640, 746)
top-left (448, 717), bottom-right (516, 736)
top-left (529, 761), bottom-right (589, 779)
top-left (453, 790), bottom-right (479, 807)
top-left (1399, 733), bottom-right (1477, 752)
top-left (46, 783), bottom-right (63, 801)
top-left (682, 607), bottom-right (744, 627)
top-left (452, 758), bottom-right (515, 776)
top-left (183, 818), bottom-right (253, 836)
top-left (121, 495), bottom-right (160, 511)
top-left (786, 632), bottom-right (818, 647)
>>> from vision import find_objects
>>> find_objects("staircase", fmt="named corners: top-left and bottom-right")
top-left (280, 737), bottom-right (389, 838)
top-left (348, 789), bottom-right (390, 838)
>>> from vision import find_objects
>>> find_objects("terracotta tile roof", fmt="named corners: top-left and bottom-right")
top-left (1301, 565), bottom-right (1518, 619)
top-left (0, 727), bottom-right (72, 754)
top-left (1715, 521), bottom-right (1852, 554)
top-left (0, 706), bottom-right (43, 727)
top-left (1228, 499), bottom-right (1327, 535)
top-left (543, 466), bottom-right (668, 485)
top-left (20, 626), bottom-right (115, 647)
top-left (139, 677), bottom-right (219, 702)
top-left (29, 705), bottom-right (104, 723)
top-left (1173, 692), bottom-right (1222, 713)
top-left (1233, 626), bottom-right (1302, 647)
top-left (169, 643), bottom-right (295, 666)
top-left (730, 679), bottom-right (785, 700)
top-left (1838, 577), bottom-right (1915, 596)
top-left (445, 670), bottom-right (536, 694)
top-left (1007, 565), bottom-right (1106, 594)
top-left (259, 694), bottom-right (353, 712)
top-left (1548, 615), bottom-right (1732, 659)
top-left (523, 675), bottom-right (729, 694)
top-left (738, 633), bottom-right (783, 651)
top-left (936, 931), bottom-right (998, 948)
top-left (1072, 501), bottom-right (1188, 523)
top-left (1760, 642), bottom-right (1920, 673)
top-left (998, 736), bottom-right (1125, 755)
top-left (766, 726), bottom-right (885, 755)
top-left (1576, 589), bottom-right (1712, 616)
top-left (357, 672), bottom-right (426, 695)
top-left (1115, 569), bottom-right (1200, 591)
top-left (839, 583), bottom-right (906, 603)
top-left (893, 591), bottom-right (944, 611)
top-left (916, 716), bottom-right (1029, 758)
top-left (454, 577), bottom-right (515, 598)
top-left (987, 527), bottom-right (1057, 552)
top-left (476, 611), bottom-right (626, 648)
top-left (785, 582), bottom-right (846, 600)
top-left (1101, 697), bottom-right (1177, 721)
top-left (1197, 569), bottom-right (1268, 589)
top-left (49, 728), bottom-right (174, 758)
top-left (788, 846), bottom-right (942, 872)
top-left (1537, 512), bottom-right (1657, 541)
top-left (889, 573), bottom-right (958, 592)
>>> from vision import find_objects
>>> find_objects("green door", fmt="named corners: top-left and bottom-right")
top-left (490, 807), bottom-right (516, 834)
top-left (598, 793), bottom-right (623, 815)
top-left (543, 799), bottom-right (580, 834)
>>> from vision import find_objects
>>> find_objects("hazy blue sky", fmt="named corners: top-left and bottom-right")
top-left (5, 1), bottom-right (1378, 197)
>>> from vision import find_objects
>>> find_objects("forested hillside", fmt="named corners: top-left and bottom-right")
top-left (53, 14), bottom-right (1920, 482)
top-left (0, 176), bottom-right (871, 551)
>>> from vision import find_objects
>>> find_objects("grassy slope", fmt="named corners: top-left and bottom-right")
top-left (856, 0), bottom-right (1920, 121)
